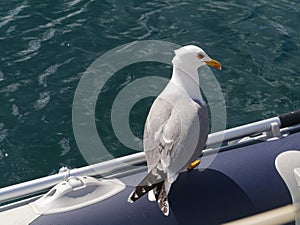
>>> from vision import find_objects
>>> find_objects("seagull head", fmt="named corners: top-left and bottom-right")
top-left (172, 45), bottom-right (222, 71)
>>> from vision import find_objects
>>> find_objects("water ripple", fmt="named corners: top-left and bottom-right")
top-left (38, 64), bottom-right (60, 88)
top-left (59, 138), bottom-right (70, 156)
top-left (0, 127), bottom-right (8, 143)
top-left (0, 1), bottom-right (27, 29)
top-left (11, 103), bottom-right (20, 117)
top-left (66, 0), bottom-right (84, 7)
top-left (41, 28), bottom-right (56, 41)
top-left (39, 4), bottom-right (88, 29)
top-left (34, 92), bottom-right (50, 110)
top-left (0, 70), bottom-right (4, 82)
top-left (0, 83), bottom-right (21, 95)
top-left (18, 39), bottom-right (41, 57)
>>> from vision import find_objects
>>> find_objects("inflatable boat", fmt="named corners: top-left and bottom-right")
top-left (1, 110), bottom-right (300, 225)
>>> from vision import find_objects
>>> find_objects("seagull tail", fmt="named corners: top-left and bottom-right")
top-left (156, 181), bottom-right (170, 216)
top-left (127, 168), bottom-right (166, 203)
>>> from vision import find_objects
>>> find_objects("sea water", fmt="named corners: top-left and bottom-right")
top-left (0, 0), bottom-right (299, 188)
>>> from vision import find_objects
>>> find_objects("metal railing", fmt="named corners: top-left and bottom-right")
top-left (0, 110), bottom-right (299, 205)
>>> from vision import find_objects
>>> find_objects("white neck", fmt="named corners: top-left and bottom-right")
top-left (170, 66), bottom-right (202, 100)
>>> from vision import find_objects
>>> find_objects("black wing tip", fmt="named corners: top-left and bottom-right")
top-left (128, 169), bottom-right (166, 204)
top-left (128, 182), bottom-right (170, 217)
top-left (157, 182), bottom-right (170, 216)
top-left (128, 185), bottom-right (151, 203)
top-left (128, 190), bottom-right (140, 203)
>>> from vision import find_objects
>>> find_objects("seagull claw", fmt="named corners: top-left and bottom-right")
top-left (188, 159), bottom-right (201, 170)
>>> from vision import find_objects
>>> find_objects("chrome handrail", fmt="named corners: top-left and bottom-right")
top-left (0, 115), bottom-right (295, 205)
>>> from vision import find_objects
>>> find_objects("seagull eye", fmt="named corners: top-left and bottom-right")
top-left (197, 54), bottom-right (204, 59)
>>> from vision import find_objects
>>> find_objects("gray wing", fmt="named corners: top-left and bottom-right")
top-left (143, 94), bottom-right (208, 179)
top-left (143, 97), bottom-right (180, 172)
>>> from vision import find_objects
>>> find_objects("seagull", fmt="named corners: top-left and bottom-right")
top-left (128, 45), bottom-right (222, 216)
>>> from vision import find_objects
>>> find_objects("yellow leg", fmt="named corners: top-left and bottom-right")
top-left (188, 159), bottom-right (201, 170)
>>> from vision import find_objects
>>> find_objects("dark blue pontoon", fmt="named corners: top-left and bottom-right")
top-left (1, 110), bottom-right (300, 225)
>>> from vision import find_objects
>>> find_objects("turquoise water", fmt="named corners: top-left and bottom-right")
top-left (0, 0), bottom-right (299, 188)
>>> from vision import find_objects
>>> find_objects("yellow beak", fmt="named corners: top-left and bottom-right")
top-left (205, 59), bottom-right (222, 70)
